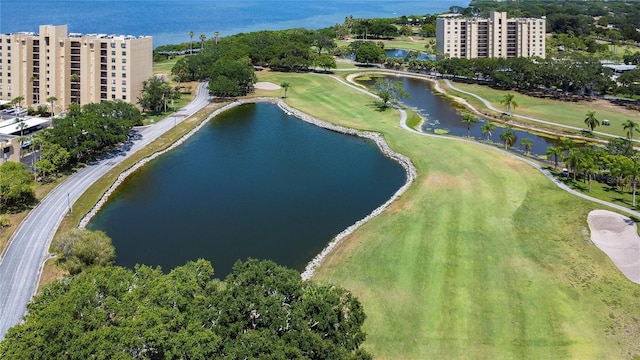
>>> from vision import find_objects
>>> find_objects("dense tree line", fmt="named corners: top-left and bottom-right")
top-left (0, 259), bottom-right (371, 359)
top-left (166, 27), bottom-right (342, 97)
top-left (387, 53), bottom-right (616, 97)
top-left (469, 0), bottom-right (640, 42)
top-left (548, 132), bottom-right (640, 206)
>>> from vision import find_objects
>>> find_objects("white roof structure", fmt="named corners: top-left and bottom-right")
top-left (0, 117), bottom-right (50, 135)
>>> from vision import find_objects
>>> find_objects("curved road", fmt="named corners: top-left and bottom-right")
top-left (0, 82), bottom-right (210, 339)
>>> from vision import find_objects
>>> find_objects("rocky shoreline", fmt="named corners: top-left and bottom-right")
top-left (78, 97), bottom-right (416, 281)
top-left (275, 102), bottom-right (417, 280)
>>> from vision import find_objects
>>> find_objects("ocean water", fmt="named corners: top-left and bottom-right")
top-left (0, 0), bottom-right (468, 47)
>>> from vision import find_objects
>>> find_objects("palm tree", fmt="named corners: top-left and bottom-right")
top-left (46, 96), bottom-right (58, 117)
top-left (622, 156), bottom-right (640, 207)
top-left (500, 93), bottom-right (518, 115)
top-left (199, 34), bottom-right (206, 49)
top-left (564, 148), bottom-right (582, 181)
top-left (546, 146), bottom-right (562, 170)
top-left (189, 30), bottom-right (194, 54)
top-left (499, 128), bottom-right (516, 149)
top-left (581, 151), bottom-right (598, 192)
top-left (584, 111), bottom-right (599, 132)
top-left (280, 82), bottom-right (291, 98)
top-left (481, 123), bottom-right (495, 141)
top-left (214, 31), bottom-right (220, 44)
top-left (520, 138), bottom-right (533, 155)
top-left (460, 113), bottom-right (477, 138)
top-left (11, 96), bottom-right (25, 110)
top-left (623, 119), bottom-right (639, 140)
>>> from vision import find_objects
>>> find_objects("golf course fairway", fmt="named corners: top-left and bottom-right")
top-left (255, 71), bottom-right (640, 359)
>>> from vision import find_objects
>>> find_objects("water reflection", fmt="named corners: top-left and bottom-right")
top-left (360, 75), bottom-right (562, 156)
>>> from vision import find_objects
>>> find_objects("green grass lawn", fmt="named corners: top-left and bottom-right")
top-left (446, 82), bottom-right (637, 139)
top-left (253, 70), bottom-right (640, 359)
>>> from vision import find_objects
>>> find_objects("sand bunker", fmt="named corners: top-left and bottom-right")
top-left (587, 210), bottom-right (640, 283)
top-left (254, 82), bottom-right (281, 90)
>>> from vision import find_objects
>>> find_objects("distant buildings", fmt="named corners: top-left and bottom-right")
top-left (0, 25), bottom-right (152, 110)
top-left (436, 12), bottom-right (546, 59)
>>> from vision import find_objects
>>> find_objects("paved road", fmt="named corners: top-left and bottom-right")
top-left (0, 82), bottom-right (210, 339)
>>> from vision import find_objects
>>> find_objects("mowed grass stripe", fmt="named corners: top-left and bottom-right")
top-left (253, 71), bottom-right (640, 358)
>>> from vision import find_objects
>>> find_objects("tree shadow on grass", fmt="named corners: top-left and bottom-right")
top-left (366, 100), bottom-right (390, 112)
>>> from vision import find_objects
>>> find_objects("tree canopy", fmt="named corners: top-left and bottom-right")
top-left (41, 101), bottom-right (141, 165)
top-left (0, 259), bottom-right (371, 360)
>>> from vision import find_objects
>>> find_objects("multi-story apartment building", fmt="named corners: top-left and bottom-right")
top-left (0, 25), bottom-right (152, 110)
top-left (436, 12), bottom-right (546, 59)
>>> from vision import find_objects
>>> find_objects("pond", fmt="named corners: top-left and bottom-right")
top-left (360, 75), bottom-right (562, 156)
top-left (87, 103), bottom-right (407, 278)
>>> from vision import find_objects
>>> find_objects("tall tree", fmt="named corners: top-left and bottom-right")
top-left (460, 113), bottom-right (477, 138)
top-left (500, 93), bottom-right (518, 115)
top-left (546, 146), bottom-right (562, 170)
top-left (583, 110), bottom-right (599, 131)
top-left (520, 138), bottom-right (533, 155)
top-left (189, 30), bottom-right (195, 54)
top-left (46, 96), bottom-right (58, 117)
top-left (481, 123), bottom-right (495, 141)
top-left (623, 119), bottom-right (640, 140)
top-left (499, 128), bottom-right (516, 149)
top-left (199, 34), bottom-right (206, 49)
top-left (280, 82), bottom-right (290, 98)
top-left (374, 78), bottom-right (409, 110)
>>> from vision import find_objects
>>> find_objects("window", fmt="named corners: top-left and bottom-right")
top-left (122, 80), bottom-right (126, 85)
top-left (111, 65), bottom-right (116, 70)
top-left (122, 95), bottom-right (126, 100)
top-left (110, 43), bottom-right (115, 48)
top-left (121, 87), bottom-right (126, 92)
top-left (112, 79), bottom-right (116, 84)
top-left (112, 94), bottom-right (116, 99)
top-left (122, 58), bottom-right (126, 63)
top-left (111, 72), bottom-right (116, 77)
top-left (122, 51), bottom-right (126, 56)
top-left (121, 43), bottom-right (126, 49)
top-left (122, 73), bottom-right (126, 78)
top-left (122, 66), bottom-right (126, 71)
top-left (111, 58), bottom-right (116, 63)
top-left (111, 86), bottom-right (116, 91)
top-left (111, 50), bottom-right (115, 55)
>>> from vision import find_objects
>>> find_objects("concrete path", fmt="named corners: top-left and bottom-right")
top-left (0, 82), bottom-right (210, 339)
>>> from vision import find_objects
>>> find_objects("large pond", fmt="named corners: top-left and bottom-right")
top-left (87, 103), bottom-right (407, 278)
top-left (362, 75), bottom-right (561, 156)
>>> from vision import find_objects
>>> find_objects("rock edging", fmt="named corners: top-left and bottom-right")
top-left (276, 101), bottom-right (417, 281)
